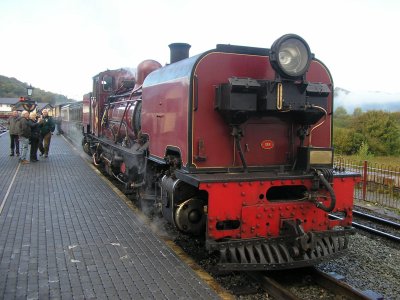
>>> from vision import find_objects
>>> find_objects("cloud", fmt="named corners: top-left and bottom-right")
top-left (335, 88), bottom-right (400, 112)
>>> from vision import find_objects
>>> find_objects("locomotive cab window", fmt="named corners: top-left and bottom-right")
top-left (101, 75), bottom-right (113, 91)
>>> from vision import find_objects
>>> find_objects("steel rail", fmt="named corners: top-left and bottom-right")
top-left (247, 268), bottom-right (375, 300)
top-left (353, 210), bottom-right (400, 229)
top-left (329, 214), bottom-right (400, 242)
top-left (246, 271), bottom-right (300, 300)
top-left (351, 220), bottom-right (400, 242)
top-left (307, 268), bottom-right (375, 300)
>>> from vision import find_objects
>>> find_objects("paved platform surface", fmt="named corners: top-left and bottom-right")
top-left (0, 132), bottom-right (219, 299)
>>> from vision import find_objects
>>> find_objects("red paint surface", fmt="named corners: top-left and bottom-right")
top-left (142, 79), bottom-right (190, 162)
top-left (201, 176), bottom-right (358, 240)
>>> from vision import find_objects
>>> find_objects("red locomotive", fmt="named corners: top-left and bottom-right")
top-left (81, 34), bottom-right (360, 271)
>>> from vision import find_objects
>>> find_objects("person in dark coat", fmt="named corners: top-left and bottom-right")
top-left (55, 115), bottom-right (63, 135)
top-left (29, 112), bottom-right (40, 162)
top-left (38, 109), bottom-right (55, 158)
top-left (7, 110), bottom-right (20, 156)
top-left (18, 111), bottom-right (31, 164)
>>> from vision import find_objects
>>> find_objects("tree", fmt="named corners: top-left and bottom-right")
top-left (353, 107), bottom-right (362, 117)
top-left (0, 75), bottom-right (73, 102)
top-left (351, 111), bottom-right (400, 155)
top-left (333, 106), bottom-right (352, 129)
top-left (356, 141), bottom-right (374, 160)
top-left (334, 106), bottom-right (348, 117)
top-left (333, 127), bottom-right (363, 155)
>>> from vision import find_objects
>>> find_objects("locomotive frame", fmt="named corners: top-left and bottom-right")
top-left (74, 34), bottom-right (360, 271)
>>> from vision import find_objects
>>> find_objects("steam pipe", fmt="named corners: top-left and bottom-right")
top-left (314, 170), bottom-right (336, 212)
top-left (308, 105), bottom-right (327, 145)
top-left (115, 102), bottom-right (132, 143)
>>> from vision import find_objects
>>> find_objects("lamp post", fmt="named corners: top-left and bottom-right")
top-left (27, 84), bottom-right (33, 97)
top-left (22, 84), bottom-right (37, 112)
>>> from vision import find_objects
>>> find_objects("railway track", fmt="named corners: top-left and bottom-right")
top-left (329, 209), bottom-right (400, 242)
top-left (353, 209), bottom-right (400, 228)
top-left (352, 209), bottom-right (400, 242)
top-left (246, 268), bottom-right (378, 300)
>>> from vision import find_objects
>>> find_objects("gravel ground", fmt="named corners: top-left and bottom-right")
top-left (174, 206), bottom-right (400, 300)
top-left (318, 233), bottom-right (400, 299)
top-left (202, 232), bottom-right (400, 300)
top-left (317, 205), bottom-right (400, 300)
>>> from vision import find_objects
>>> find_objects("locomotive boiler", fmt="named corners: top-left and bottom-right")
top-left (82, 34), bottom-right (360, 271)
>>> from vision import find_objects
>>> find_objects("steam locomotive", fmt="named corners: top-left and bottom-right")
top-left (72, 34), bottom-right (360, 271)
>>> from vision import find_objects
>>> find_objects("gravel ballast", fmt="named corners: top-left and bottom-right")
top-left (178, 207), bottom-right (400, 299)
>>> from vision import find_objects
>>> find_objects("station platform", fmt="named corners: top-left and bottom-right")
top-left (0, 132), bottom-right (220, 299)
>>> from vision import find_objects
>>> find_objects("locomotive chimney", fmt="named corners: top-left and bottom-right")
top-left (169, 43), bottom-right (191, 64)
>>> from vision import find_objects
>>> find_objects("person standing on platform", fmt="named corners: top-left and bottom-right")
top-left (38, 109), bottom-right (55, 158)
top-left (55, 115), bottom-right (63, 135)
top-left (18, 111), bottom-right (31, 164)
top-left (29, 112), bottom-right (40, 162)
top-left (7, 110), bottom-right (20, 156)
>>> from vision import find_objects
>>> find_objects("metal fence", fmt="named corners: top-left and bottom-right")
top-left (334, 157), bottom-right (400, 209)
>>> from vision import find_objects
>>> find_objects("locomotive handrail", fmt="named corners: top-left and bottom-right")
top-left (193, 75), bottom-right (198, 111)
top-left (107, 91), bottom-right (133, 100)
top-left (105, 99), bottom-right (138, 106)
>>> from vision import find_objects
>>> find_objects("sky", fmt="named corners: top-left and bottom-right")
top-left (1, 0), bottom-right (399, 103)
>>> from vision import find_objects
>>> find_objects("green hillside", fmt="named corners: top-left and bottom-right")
top-left (0, 75), bottom-right (70, 104)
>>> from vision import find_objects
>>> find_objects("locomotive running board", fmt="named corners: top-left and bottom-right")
top-left (207, 229), bottom-right (355, 271)
top-left (174, 169), bottom-right (359, 188)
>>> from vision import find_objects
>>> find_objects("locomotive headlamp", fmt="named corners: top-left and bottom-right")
top-left (270, 34), bottom-right (312, 79)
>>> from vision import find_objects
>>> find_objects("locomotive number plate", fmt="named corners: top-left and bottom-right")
top-left (261, 140), bottom-right (274, 150)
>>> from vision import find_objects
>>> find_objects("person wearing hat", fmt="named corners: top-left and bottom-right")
top-left (38, 109), bottom-right (55, 158)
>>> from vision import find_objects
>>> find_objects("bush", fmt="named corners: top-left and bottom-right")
top-left (356, 141), bottom-right (374, 161)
